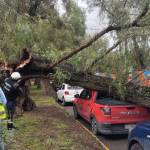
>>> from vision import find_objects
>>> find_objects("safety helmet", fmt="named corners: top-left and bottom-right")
top-left (11, 72), bottom-right (21, 80)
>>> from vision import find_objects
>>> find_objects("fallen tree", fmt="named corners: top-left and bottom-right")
top-left (1, 49), bottom-right (148, 109)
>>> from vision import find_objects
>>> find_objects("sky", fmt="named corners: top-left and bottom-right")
top-left (76, 0), bottom-right (107, 35)
top-left (75, 0), bottom-right (114, 46)
top-left (56, 0), bottom-right (113, 46)
top-left (56, 0), bottom-right (103, 35)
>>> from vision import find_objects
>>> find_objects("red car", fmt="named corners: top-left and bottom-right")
top-left (73, 89), bottom-right (150, 135)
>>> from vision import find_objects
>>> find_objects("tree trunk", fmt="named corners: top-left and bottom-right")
top-left (49, 84), bottom-right (57, 99)
top-left (132, 36), bottom-right (145, 70)
top-left (22, 85), bottom-right (36, 111)
top-left (40, 79), bottom-right (57, 98)
top-left (34, 79), bottom-right (41, 89)
top-left (41, 79), bottom-right (51, 96)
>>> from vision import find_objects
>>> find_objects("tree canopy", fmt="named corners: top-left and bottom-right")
top-left (0, 0), bottom-right (150, 106)
top-left (0, 0), bottom-right (86, 63)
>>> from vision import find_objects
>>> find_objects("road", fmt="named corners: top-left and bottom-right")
top-left (64, 105), bottom-right (128, 150)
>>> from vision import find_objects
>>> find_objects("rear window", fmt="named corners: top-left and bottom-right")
top-left (96, 91), bottom-right (131, 106)
top-left (67, 85), bottom-right (82, 90)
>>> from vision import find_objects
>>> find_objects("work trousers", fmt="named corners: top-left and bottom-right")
top-left (6, 101), bottom-right (16, 122)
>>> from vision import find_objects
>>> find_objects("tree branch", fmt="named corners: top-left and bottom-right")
top-left (123, 0), bottom-right (128, 7)
top-left (132, 36), bottom-right (145, 70)
top-left (50, 2), bottom-right (149, 68)
top-left (29, 0), bottom-right (41, 16)
top-left (88, 40), bottom-right (121, 70)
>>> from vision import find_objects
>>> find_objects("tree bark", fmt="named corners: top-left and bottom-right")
top-left (29, 0), bottom-right (41, 16)
top-left (22, 85), bottom-right (36, 111)
top-left (50, 2), bottom-right (149, 68)
top-left (132, 36), bottom-right (145, 70)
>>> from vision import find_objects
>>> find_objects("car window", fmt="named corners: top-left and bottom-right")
top-left (79, 89), bottom-right (91, 100)
top-left (96, 90), bottom-right (111, 99)
top-left (62, 84), bottom-right (65, 90)
top-left (67, 85), bottom-right (82, 90)
top-left (57, 85), bottom-right (62, 90)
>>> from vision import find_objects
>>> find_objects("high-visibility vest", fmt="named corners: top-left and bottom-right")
top-left (0, 103), bottom-right (7, 120)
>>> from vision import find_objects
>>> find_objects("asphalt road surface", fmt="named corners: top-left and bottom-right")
top-left (64, 105), bottom-right (128, 150)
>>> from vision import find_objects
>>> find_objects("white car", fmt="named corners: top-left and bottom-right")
top-left (56, 83), bottom-right (83, 105)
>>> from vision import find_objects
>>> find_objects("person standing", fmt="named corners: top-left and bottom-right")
top-left (2, 72), bottom-right (22, 130)
top-left (0, 87), bottom-right (7, 150)
top-left (0, 87), bottom-right (7, 106)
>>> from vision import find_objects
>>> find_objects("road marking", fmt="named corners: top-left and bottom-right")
top-left (76, 120), bottom-right (110, 150)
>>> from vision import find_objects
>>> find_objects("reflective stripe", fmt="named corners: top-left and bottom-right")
top-left (0, 104), bottom-right (7, 119)
top-left (5, 83), bottom-right (11, 88)
top-left (147, 135), bottom-right (150, 138)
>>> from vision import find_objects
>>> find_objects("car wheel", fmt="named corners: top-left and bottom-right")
top-left (62, 97), bottom-right (66, 106)
top-left (55, 98), bottom-right (59, 103)
top-left (130, 142), bottom-right (143, 150)
top-left (91, 118), bottom-right (99, 135)
top-left (73, 105), bottom-right (80, 119)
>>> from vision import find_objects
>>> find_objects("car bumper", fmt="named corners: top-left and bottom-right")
top-left (97, 122), bottom-right (129, 135)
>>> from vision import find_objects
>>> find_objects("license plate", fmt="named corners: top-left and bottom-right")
top-left (125, 124), bottom-right (136, 132)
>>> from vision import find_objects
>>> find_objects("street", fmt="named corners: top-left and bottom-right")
top-left (65, 105), bottom-right (128, 150)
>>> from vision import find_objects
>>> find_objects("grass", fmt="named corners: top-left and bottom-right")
top-left (52, 119), bottom-right (68, 129)
top-left (6, 87), bottom-right (74, 150)
top-left (30, 86), bottom-right (56, 106)
top-left (6, 87), bottom-right (101, 150)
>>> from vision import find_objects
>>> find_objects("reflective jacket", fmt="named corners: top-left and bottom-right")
top-left (0, 103), bottom-right (7, 120)
top-left (3, 77), bottom-right (21, 102)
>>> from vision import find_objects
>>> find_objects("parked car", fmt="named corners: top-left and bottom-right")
top-left (57, 83), bottom-right (83, 106)
top-left (73, 89), bottom-right (150, 135)
top-left (128, 121), bottom-right (150, 150)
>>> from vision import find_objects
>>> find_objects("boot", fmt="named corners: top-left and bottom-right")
top-left (7, 120), bottom-right (13, 130)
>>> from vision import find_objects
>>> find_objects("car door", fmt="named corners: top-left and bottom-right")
top-left (75, 90), bottom-right (85, 115)
top-left (77, 89), bottom-right (92, 120)
top-left (81, 90), bottom-right (92, 120)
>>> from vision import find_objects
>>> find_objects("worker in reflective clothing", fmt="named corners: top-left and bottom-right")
top-left (0, 104), bottom-right (6, 150)
top-left (0, 87), bottom-right (7, 120)
top-left (3, 72), bottom-right (22, 130)
top-left (0, 98), bottom-right (7, 150)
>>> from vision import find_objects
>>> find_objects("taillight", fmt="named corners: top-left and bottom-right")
top-left (100, 107), bottom-right (111, 116)
top-left (64, 91), bottom-right (69, 95)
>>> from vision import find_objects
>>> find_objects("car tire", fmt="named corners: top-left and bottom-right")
top-left (55, 98), bottom-right (59, 103)
top-left (73, 105), bottom-right (80, 119)
top-left (91, 118), bottom-right (99, 135)
top-left (130, 142), bottom-right (143, 150)
top-left (62, 97), bottom-right (66, 106)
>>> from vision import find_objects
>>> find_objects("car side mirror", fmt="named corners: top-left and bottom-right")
top-left (74, 94), bottom-right (79, 98)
